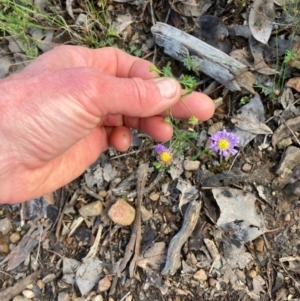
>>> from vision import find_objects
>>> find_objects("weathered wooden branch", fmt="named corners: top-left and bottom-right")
top-left (151, 22), bottom-right (255, 92)
top-left (161, 197), bottom-right (202, 276)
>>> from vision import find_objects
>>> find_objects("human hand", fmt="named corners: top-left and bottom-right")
top-left (0, 45), bottom-right (214, 204)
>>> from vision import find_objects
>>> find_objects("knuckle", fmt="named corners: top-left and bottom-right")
top-left (130, 78), bottom-right (157, 111)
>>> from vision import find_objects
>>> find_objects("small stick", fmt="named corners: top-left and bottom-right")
top-left (0, 270), bottom-right (41, 301)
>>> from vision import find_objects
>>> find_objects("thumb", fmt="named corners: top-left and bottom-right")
top-left (72, 69), bottom-right (182, 118)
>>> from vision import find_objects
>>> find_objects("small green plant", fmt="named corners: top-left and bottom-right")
top-left (283, 48), bottom-right (297, 64)
top-left (150, 63), bottom-right (208, 170)
top-left (240, 96), bottom-right (250, 105)
top-left (182, 55), bottom-right (198, 72)
top-left (128, 45), bottom-right (142, 57)
top-left (150, 62), bottom-right (197, 98)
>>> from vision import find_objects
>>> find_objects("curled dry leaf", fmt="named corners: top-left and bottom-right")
top-left (249, 0), bottom-right (275, 44)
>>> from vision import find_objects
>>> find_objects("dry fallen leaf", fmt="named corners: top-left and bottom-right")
top-left (169, 0), bottom-right (212, 17)
top-left (287, 77), bottom-right (300, 92)
top-left (212, 188), bottom-right (265, 245)
top-left (249, 36), bottom-right (278, 75)
top-left (136, 242), bottom-right (166, 271)
top-left (272, 116), bottom-right (300, 147)
top-left (232, 94), bottom-right (272, 147)
top-left (249, 0), bottom-right (275, 44)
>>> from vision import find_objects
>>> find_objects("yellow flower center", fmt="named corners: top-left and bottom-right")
top-left (217, 139), bottom-right (230, 150)
top-left (159, 152), bottom-right (172, 164)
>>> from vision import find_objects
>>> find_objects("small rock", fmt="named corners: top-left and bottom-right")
top-left (254, 237), bottom-right (264, 252)
top-left (184, 171), bottom-right (192, 179)
top-left (284, 213), bottom-right (291, 222)
top-left (98, 276), bottom-right (111, 292)
top-left (92, 296), bottom-right (104, 301)
top-left (208, 122), bottom-right (223, 135)
top-left (13, 296), bottom-right (30, 301)
top-left (98, 190), bottom-right (107, 198)
top-left (0, 217), bottom-right (12, 235)
top-left (242, 163), bottom-right (252, 173)
top-left (208, 278), bottom-right (217, 287)
top-left (249, 270), bottom-right (257, 278)
top-left (149, 192), bottom-right (160, 201)
top-left (193, 269), bottom-right (208, 281)
top-left (37, 280), bottom-right (45, 290)
top-left (108, 199), bottom-right (135, 226)
top-left (140, 206), bottom-right (152, 221)
top-left (10, 232), bottom-right (21, 244)
top-left (22, 290), bottom-right (35, 299)
top-left (79, 201), bottom-right (103, 217)
top-left (183, 160), bottom-right (200, 171)
top-left (58, 292), bottom-right (70, 301)
top-left (0, 238), bottom-right (9, 254)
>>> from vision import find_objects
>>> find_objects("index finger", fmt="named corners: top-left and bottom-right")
top-left (24, 45), bottom-right (157, 80)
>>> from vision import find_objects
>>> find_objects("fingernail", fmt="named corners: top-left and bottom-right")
top-left (154, 78), bottom-right (178, 99)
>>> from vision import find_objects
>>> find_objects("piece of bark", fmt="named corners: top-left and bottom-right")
top-left (0, 270), bottom-right (41, 301)
top-left (161, 197), bottom-right (202, 275)
top-left (151, 22), bottom-right (255, 93)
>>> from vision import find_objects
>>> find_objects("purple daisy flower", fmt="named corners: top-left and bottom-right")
top-left (155, 144), bottom-right (168, 153)
top-left (210, 129), bottom-right (239, 157)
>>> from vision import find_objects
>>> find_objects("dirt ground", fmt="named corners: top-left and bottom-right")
top-left (1, 0), bottom-right (300, 300)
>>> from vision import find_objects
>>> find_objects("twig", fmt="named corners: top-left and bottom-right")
top-left (0, 270), bottom-right (41, 301)
top-left (280, 117), bottom-right (300, 146)
top-left (162, 198), bottom-right (202, 275)
top-left (83, 224), bottom-right (103, 260)
top-left (226, 151), bottom-right (240, 174)
top-left (117, 164), bottom-right (148, 276)
top-left (82, 184), bottom-right (103, 200)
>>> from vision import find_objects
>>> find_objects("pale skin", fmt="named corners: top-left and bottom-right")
top-left (0, 46), bottom-right (215, 204)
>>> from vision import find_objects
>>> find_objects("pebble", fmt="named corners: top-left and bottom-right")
top-left (254, 237), bottom-right (264, 252)
top-left (0, 237), bottom-right (9, 254)
top-left (79, 201), bottom-right (103, 217)
top-left (149, 192), bottom-right (160, 201)
top-left (193, 269), bottom-right (208, 281)
top-left (208, 278), bottom-right (217, 287)
top-left (108, 199), bottom-right (135, 226)
top-left (58, 292), bottom-right (70, 301)
top-left (249, 270), bottom-right (257, 278)
top-left (0, 217), bottom-right (12, 235)
top-left (22, 290), bottom-right (35, 299)
top-left (285, 213), bottom-right (291, 222)
top-left (183, 160), bottom-right (200, 171)
top-left (208, 122), bottom-right (223, 135)
top-left (184, 171), bottom-right (192, 179)
top-left (10, 232), bottom-right (21, 244)
top-left (241, 163), bottom-right (252, 173)
top-left (37, 280), bottom-right (45, 290)
top-left (98, 190), bottom-right (107, 198)
top-left (98, 276), bottom-right (111, 292)
top-left (140, 206), bottom-right (152, 221)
